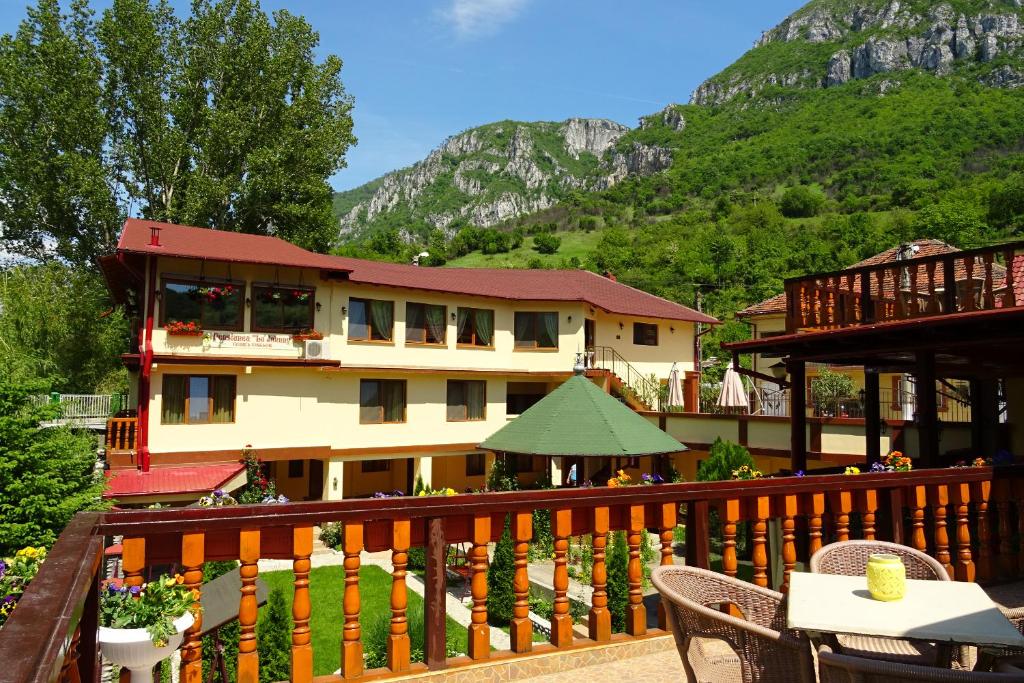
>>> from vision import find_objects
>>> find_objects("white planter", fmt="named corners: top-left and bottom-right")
top-left (99, 612), bottom-right (194, 683)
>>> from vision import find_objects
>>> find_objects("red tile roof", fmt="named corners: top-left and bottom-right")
top-left (116, 219), bottom-right (718, 324)
top-left (104, 463), bottom-right (244, 498)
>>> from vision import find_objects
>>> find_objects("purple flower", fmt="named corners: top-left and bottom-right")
top-left (794, 471), bottom-right (805, 477)
top-left (129, 585), bottom-right (141, 596)
top-left (652, 473), bottom-right (665, 483)
top-left (212, 489), bottom-right (224, 498)
top-left (2, 595), bottom-right (16, 605)
top-left (0, 560), bottom-right (6, 579)
top-left (642, 473), bottom-right (653, 483)
top-left (107, 583), bottom-right (119, 595)
top-left (870, 462), bottom-right (887, 472)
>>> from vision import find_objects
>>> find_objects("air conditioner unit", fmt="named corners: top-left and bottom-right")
top-left (304, 339), bottom-right (329, 360)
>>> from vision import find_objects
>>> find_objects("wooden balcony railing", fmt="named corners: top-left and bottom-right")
top-left (784, 241), bottom-right (1024, 333)
top-left (4, 466), bottom-right (1024, 683)
top-left (105, 416), bottom-right (137, 452)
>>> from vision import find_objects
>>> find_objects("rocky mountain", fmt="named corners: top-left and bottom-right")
top-left (334, 118), bottom-right (674, 240)
top-left (692, 0), bottom-right (1024, 105)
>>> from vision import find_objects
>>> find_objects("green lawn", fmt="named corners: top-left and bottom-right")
top-left (445, 230), bottom-right (604, 268)
top-left (259, 564), bottom-right (468, 676)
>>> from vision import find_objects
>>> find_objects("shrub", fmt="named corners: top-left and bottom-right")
top-left (810, 368), bottom-right (856, 408)
top-left (697, 438), bottom-right (755, 482)
top-left (257, 588), bottom-right (291, 682)
top-left (202, 561), bottom-right (240, 683)
top-left (362, 597), bottom-right (460, 667)
top-left (532, 232), bottom-right (561, 254)
top-left (318, 522), bottom-right (342, 550)
top-left (779, 185), bottom-right (824, 218)
top-left (487, 521), bottom-right (516, 625)
top-left (606, 531), bottom-right (629, 632)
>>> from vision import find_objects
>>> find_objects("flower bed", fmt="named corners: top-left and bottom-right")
top-left (0, 547), bottom-right (46, 629)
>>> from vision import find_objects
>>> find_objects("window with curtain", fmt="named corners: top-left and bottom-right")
top-left (349, 298), bottom-right (394, 341)
top-left (447, 380), bottom-right (486, 421)
top-left (405, 303), bottom-right (446, 344)
top-left (466, 452), bottom-right (485, 477)
top-left (633, 322), bottom-right (659, 346)
top-left (252, 285), bottom-right (315, 333)
top-left (161, 374), bottom-right (236, 424)
top-left (514, 312), bottom-right (558, 349)
top-left (161, 279), bottom-right (244, 331)
top-left (359, 379), bottom-right (406, 423)
top-left (456, 307), bottom-right (494, 347)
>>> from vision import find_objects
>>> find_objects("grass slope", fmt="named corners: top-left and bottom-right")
top-left (444, 230), bottom-right (604, 268)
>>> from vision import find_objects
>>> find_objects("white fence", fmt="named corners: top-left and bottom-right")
top-left (31, 394), bottom-right (126, 421)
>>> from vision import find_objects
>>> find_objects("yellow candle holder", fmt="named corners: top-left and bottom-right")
top-left (866, 553), bottom-right (906, 601)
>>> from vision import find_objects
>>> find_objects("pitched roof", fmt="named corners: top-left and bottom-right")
top-left (104, 463), bottom-right (245, 498)
top-left (478, 374), bottom-right (686, 457)
top-left (116, 219), bottom-right (717, 323)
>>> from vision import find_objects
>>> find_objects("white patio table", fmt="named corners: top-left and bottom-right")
top-left (787, 572), bottom-right (1024, 650)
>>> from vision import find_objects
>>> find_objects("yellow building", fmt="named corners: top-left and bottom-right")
top-left (100, 219), bottom-right (716, 504)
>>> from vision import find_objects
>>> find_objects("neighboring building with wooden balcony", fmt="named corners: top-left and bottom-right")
top-left (97, 219), bottom-right (716, 504)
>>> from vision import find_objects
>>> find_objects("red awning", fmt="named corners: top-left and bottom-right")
top-left (105, 463), bottom-right (244, 498)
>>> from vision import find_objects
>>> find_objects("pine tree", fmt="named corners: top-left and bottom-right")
top-left (487, 520), bottom-right (516, 625)
top-left (606, 531), bottom-right (629, 632)
top-left (257, 587), bottom-right (291, 683)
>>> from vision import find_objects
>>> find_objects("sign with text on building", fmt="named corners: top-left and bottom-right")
top-left (208, 331), bottom-right (296, 350)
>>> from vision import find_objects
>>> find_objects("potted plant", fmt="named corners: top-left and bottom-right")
top-left (291, 328), bottom-right (323, 341)
top-left (164, 320), bottom-right (203, 336)
top-left (99, 574), bottom-right (200, 683)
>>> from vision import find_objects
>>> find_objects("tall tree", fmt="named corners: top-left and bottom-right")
top-left (0, 0), bottom-right (355, 267)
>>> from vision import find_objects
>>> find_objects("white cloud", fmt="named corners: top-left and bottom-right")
top-left (443, 0), bottom-right (529, 39)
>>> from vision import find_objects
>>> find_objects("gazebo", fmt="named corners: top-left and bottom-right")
top-left (480, 371), bottom-right (687, 487)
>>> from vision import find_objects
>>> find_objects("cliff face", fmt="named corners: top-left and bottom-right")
top-left (335, 118), bottom-right (673, 239)
top-left (691, 1), bottom-right (1024, 105)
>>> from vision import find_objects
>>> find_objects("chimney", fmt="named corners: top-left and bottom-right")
top-left (149, 226), bottom-right (162, 247)
top-left (603, 270), bottom-right (616, 282)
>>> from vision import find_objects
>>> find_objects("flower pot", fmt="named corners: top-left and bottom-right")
top-left (866, 553), bottom-right (906, 602)
top-left (99, 612), bottom-right (194, 683)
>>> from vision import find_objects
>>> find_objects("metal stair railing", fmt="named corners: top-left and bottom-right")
top-left (585, 346), bottom-right (662, 410)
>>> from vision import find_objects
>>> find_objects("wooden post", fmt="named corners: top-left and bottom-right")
top-left (657, 502), bottom-right (677, 630)
top-left (180, 533), bottom-right (205, 683)
top-left (340, 522), bottom-right (363, 679)
top-left (237, 529), bottom-right (260, 683)
top-left (973, 480), bottom-right (993, 582)
top-left (859, 490), bottom-right (878, 541)
top-left (590, 507), bottom-right (611, 642)
top-left (915, 352), bottom-right (939, 468)
top-left (685, 500), bottom-right (710, 569)
top-left (780, 495), bottom-right (797, 593)
top-left (888, 488), bottom-right (906, 545)
top-left (909, 486), bottom-right (928, 555)
top-left (291, 526), bottom-right (314, 683)
top-left (929, 485), bottom-right (954, 579)
top-left (510, 512), bottom-right (533, 652)
top-left (950, 484), bottom-right (976, 582)
top-left (424, 517), bottom-right (447, 670)
top-left (551, 508), bottom-right (573, 646)
top-left (467, 515), bottom-right (491, 660)
top-left (722, 499), bottom-right (740, 579)
top-left (994, 479), bottom-right (1016, 579)
top-left (387, 519), bottom-right (411, 672)
top-left (626, 504), bottom-right (647, 636)
top-left (752, 497), bottom-right (770, 589)
top-left (808, 493), bottom-right (825, 557)
top-left (864, 371), bottom-right (881, 466)
top-left (834, 491), bottom-right (853, 542)
top-left (789, 360), bottom-right (807, 473)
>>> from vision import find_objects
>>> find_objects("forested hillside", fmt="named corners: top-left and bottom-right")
top-left (334, 0), bottom-right (1024, 356)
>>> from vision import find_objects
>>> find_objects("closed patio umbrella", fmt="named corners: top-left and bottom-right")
top-left (717, 366), bottom-right (749, 410)
top-left (666, 363), bottom-right (685, 411)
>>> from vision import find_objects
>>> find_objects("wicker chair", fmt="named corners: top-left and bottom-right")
top-left (817, 645), bottom-right (1024, 682)
top-left (810, 540), bottom-right (953, 667)
top-left (977, 582), bottom-right (1024, 670)
top-left (652, 565), bottom-right (815, 683)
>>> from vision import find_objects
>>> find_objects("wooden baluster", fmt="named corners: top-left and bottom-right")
top-left (972, 480), bottom-right (992, 583)
top-left (59, 626), bottom-right (82, 683)
top-left (909, 485), bottom-right (928, 555)
top-left (657, 502), bottom-right (677, 630)
top-left (510, 512), bottom-right (533, 652)
top-left (752, 497), bottom-right (770, 589)
top-left (119, 538), bottom-right (145, 683)
top-left (994, 479), bottom-right (1016, 579)
top-left (292, 526), bottom-right (314, 683)
top-left (964, 256), bottom-right (976, 311)
top-left (590, 507), bottom-right (611, 642)
top-left (388, 519), bottom-right (411, 672)
top-left (859, 489), bottom-right (878, 541)
top-left (808, 493), bottom-right (825, 558)
top-left (834, 491), bottom-right (852, 542)
top-left (238, 529), bottom-right (260, 683)
top-left (780, 495), bottom-right (797, 593)
top-left (340, 522), bottom-right (363, 678)
top-left (626, 504), bottom-right (647, 635)
top-left (722, 499), bottom-right (740, 579)
top-left (894, 266), bottom-right (906, 320)
top-left (950, 484), bottom-right (975, 581)
top-left (468, 515), bottom-right (491, 659)
top-left (929, 485), bottom-right (954, 579)
top-left (983, 253), bottom-right (995, 309)
top-left (926, 261), bottom-right (938, 313)
top-left (1014, 479), bottom-right (1024, 576)
top-left (180, 533), bottom-right (205, 683)
top-left (550, 508), bottom-right (573, 647)
top-left (909, 265), bottom-right (920, 316)
top-left (1003, 248), bottom-right (1017, 309)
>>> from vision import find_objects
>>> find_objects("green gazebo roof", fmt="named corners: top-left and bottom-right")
top-left (479, 373), bottom-right (686, 457)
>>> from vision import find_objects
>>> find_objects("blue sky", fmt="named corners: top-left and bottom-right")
top-left (0, 0), bottom-right (806, 191)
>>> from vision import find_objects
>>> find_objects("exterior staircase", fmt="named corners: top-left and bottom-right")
top-left (585, 346), bottom-right (662, 411)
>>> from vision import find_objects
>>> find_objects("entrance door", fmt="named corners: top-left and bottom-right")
top-left (585, 319), bottom-right (596, 350)
top-left (308, 459), bottom-right (324, 500)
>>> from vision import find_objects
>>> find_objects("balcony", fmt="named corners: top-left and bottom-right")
top-left (4, 465), bottom-right (1023, 682)
top-left (784, 241), bottom-right (1024, 334)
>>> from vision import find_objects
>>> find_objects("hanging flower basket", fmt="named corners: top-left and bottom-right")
top-left (164, 321), bottom-right (203, 336)
top-left (187, 284), bottom-right (235, 303)
top-left (292, 329), bottom-right (323, 341)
